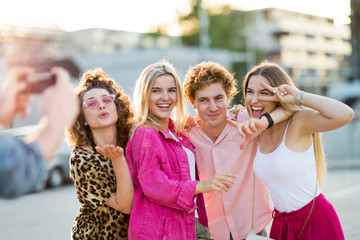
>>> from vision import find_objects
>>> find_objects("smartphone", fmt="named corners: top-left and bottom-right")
top-left (27, 72), bottom-right (56, 94)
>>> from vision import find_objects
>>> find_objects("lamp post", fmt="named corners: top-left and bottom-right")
top-left (197, 0), bottom-right (210, 60)
top-left (351, 0), bottom-right (360, 80)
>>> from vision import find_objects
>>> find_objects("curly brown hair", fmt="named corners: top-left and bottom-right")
top-left (183, 61), bottom-right (238, 105)
top-left (66, 68), bottom-right (134, 150)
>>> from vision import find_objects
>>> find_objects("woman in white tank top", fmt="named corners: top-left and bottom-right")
top-left (228, 61), bottom-right (353, 240)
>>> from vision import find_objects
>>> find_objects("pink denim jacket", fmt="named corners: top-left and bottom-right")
top-left (126, 120), bottom-right (208, 240)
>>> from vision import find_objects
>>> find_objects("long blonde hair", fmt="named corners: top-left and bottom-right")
top-left (133, 60), bottom-right (187, 134)
top-left (243, 61), bottom-right (327, 187)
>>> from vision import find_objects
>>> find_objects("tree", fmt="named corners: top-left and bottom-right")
top-left (177, 2), bottom-right (267, 106)
top-left (178, 0), bottom-right (200, 46)
top-left (351, 0), bottom-right (360, 80)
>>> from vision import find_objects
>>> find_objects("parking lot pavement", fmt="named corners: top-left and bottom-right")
top-left (322, 168), bottom-right (360, 240)
top-left (0, 168), bottom-right (359, 240)
top-left (0, 184), bottom-right (79, 240)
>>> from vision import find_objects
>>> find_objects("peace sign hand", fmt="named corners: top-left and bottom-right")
top-left (259, 82), bottom-right (300, 105)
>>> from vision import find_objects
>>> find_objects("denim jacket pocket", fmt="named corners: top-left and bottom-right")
top-left (162, 216), bottom-right (169, 240)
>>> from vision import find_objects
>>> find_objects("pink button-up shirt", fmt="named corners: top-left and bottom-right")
top-left (126, 120), bottom-right (208, 240)
top-left (189, 110), bottom-right (273, 240)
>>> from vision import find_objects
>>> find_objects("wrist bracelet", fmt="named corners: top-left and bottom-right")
top-left (260, 113), bottom-right (274, 129)
top-left (295, 91), bottom-right (304, 105)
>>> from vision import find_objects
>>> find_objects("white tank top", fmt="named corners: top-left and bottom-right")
top-left (253, 120), bottom-right (320, 213)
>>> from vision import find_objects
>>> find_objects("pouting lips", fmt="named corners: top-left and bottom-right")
top-left (99, 112), bottom-right (109, 118)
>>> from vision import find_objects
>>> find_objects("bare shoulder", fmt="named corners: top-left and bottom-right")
top-left (288, 108), bottom-right (319, 138)
top-left (291, 108), bottom-right (318, 122)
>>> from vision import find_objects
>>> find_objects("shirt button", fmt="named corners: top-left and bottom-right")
top-left (179, 137), bottom-right (183, 140)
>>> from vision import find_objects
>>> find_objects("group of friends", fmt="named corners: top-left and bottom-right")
top-left (0, 59), bottom-right (354, 240)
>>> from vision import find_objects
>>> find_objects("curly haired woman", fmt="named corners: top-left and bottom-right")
top-left (66, 68), bottom-right (135, 239)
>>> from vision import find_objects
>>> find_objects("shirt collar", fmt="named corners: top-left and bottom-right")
top-left (158, 118), bottom-right (177, 140)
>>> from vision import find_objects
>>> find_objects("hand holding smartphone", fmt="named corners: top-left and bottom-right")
top-left (26, 72), bottom-right (56, 94)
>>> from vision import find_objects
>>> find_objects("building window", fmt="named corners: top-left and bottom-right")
top-left (308, 51), bottom-right (316, 56)
top-left (326, 52), bottom-right (336, 59)
top-left (308, 69), bottom-right (317, 76)
top-left (324, 36), bottom-right (333, 41)
top-left (306, 34), bottom-right (315, 39)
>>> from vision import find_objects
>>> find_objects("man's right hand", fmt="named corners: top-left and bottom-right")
top-left (34, 67), bottom-right (79, 161)
top-left (0, 66), bottom-right (35, 127)
top-left (41, 67), bottom-right (79, 128)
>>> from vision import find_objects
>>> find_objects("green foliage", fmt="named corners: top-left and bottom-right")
top-left (178, 4), bottom-right (248, 51)
top-left (230, 61), bottom-right (246, 107)
top-left (181, 34), bottom-right (200, 46)
top-left (208, 9), bottom-right (246, 51)
top-left (177, 1), bottom-right (267, 106)
top-left (230, 48), bottom-right (266, 107)
top-left (178, 0), bottom-right (200, 46)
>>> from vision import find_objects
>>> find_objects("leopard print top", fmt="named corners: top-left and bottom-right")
top-left (70, 147), bottom-right (129, 240)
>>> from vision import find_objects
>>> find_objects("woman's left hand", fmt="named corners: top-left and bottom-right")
top-left (260, 82), bottom-right (300, 105)
top-left (95, 144), bottom-right (125, 163)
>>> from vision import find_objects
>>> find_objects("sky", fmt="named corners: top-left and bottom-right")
top-left (0, 0), bottom-right (351, 34)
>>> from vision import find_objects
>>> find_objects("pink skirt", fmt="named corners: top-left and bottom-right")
top-left (270, 194), bottom-right (344, 240)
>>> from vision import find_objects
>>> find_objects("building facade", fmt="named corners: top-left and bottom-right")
top-left (244, 8), bottom-right (351, 86)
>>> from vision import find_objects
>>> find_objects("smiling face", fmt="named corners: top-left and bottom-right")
top-left (194, 82), bottom-right (229, 131)
top-left (82, 88), bottom-right (118, 129)
top-left (245, 75), bottom-right (278, 118)
top-left (149, 74), bottom-right (177, 129)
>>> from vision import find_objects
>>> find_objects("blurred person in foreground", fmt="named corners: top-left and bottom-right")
top-left (0, 66), bottom-right (79, 198)
top-left (66, 68), bottom-right (134, 239)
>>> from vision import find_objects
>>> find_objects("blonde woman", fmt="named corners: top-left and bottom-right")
top-left (229, 61), bottom-right (353, 240)
top-left (126, 60), bottom-right (236, 239)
